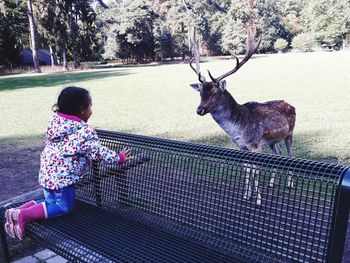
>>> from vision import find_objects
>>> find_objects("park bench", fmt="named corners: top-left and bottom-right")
top-left (1, 129), bottom-right (350, 262)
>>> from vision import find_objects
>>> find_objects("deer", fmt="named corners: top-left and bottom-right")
top-left (189, 26), bottom-right (296, 205)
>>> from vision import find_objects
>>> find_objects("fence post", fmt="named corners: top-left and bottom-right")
top-left (327, 168), bottom-right (350, 263)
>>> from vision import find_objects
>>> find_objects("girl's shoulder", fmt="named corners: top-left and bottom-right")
top-left (78, 123), bottom-right (98, 139)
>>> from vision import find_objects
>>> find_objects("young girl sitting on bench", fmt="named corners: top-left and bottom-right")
top-left (5, 86), bottom-right (132, 239)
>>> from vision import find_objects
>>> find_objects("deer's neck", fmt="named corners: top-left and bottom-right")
top-left (211, 90), bottom-right (246, 137)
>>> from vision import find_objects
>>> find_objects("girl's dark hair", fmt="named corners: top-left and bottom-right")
top-left (52, 86), bottom-right (91, 115)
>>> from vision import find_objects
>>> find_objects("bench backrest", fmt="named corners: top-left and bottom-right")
top-left (76, 130), bottom-right (350, 263)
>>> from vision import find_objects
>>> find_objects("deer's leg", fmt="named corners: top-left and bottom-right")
top-left (252, 164), bottom-right (261, 205)
top-left (250, 146), bottom-right (262, 205)
top-left (284, 135), bottom-right (293, 157)
top-left (243, 163), bottom-right (261, 204)
top-left (243, 163), bottom-right (252, 200)
top-left (284, 135), bottom-right (294, 188)
top-left (269, 143), bottom-right (282, 187)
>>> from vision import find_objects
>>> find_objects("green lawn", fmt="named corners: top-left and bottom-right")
top-left (0, 51), bottom-right (349, 164)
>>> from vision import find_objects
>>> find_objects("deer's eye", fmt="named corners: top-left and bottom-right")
top-left (211, 90), bottom-right (221, 98)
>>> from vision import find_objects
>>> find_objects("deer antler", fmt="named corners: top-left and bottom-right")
top-left (190, 30), bottom-right (206, 83)
top-left (209, 25), bottom-right (261, 83)
top-left (190, 59), bottom-right (206, 83)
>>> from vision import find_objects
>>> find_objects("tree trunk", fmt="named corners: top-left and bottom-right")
top-left (27, 0), bottom-right (41, 73)
top-left (188, 27), bottom-right (192, 55)
top-left (62, 44), bottom-right (68, 70)
top-left (49, 45), bottom-right (57, 67)
top-left (69, 10), bottom-right (79, 69)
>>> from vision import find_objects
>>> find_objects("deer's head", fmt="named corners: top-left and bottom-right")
top-left (190, 27), bottom-right (261, 116)
top-left (190, 67), bottom-right (228, 116)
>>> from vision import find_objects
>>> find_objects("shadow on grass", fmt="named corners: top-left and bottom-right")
top-left (0, 69), bottom-right (131, 92)
top-left (187, 131), bottom-right (344, 164)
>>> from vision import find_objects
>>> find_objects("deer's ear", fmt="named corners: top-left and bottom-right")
top-left (219, 80), bottom-right (226, 91)
top-left (190, 83), bottom-right (202, 92)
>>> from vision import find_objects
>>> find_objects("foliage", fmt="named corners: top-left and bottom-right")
top-left (101, 0), bottom-right (157, 62)
top-left (274, 38), bottom-right (288, 52)
top-left (0, 0), bottom-right (28, 68)
top-left (278, 0), bottom-right (303, 41)
top-left (301, 0), bottom-right (350, 46)
top-left (221, 17), bottom-right (246, 55)
top-left (291, 33), bottom-right (315, 52)
top-left (153, 26), bottom-right (175, 60)
top-left (256, 0), bottom-right (285, 53)
top-left (1, 0), bottom-right (350, 67)
top-left (220, 1), bottom-right (247, 55)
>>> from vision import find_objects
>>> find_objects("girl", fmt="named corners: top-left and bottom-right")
top-left (4, 86), bottom-right (132, 240)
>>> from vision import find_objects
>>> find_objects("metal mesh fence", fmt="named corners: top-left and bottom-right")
top-left (70, 130), bottom-right (349, 262)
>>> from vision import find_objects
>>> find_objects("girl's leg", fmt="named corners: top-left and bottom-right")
top-left (12, 203), bottom-right (46, 239)
top-left (4, 201), bottom-right (38, 238)
top-left (43, 185), bottom-right (76, 219)
top-left (7, 185), bottom-right (75, 240)
top-left (8, 188), bottom-right (48, 238)
top-left (5, 192), bottom-right (46, 239)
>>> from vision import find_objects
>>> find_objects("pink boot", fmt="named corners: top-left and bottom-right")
top-left (4, 209), bottom-right (16, 238)
top-left (4, 201), bottom-right (37, 238)
top-left (18, 201), bottom-right (38, 209)
top-left (12, 203), bottom-right (46, 240)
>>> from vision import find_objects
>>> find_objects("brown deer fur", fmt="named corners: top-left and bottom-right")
top-left (189, 27), bottom-right (296, 205)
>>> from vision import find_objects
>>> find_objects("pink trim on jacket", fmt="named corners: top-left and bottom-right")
top-left (57, 112), bottom-right (82, 122)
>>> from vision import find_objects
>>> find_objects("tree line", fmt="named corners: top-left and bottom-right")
top-left (1, 0), bottom-right (349, 71)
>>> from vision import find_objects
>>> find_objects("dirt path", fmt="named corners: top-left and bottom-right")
top-left (0, 137), bottom-right (45, 260)
top-left (0, 137), bottom-right (349, 262)
top-left (0, 137), bottom-right (44, 201)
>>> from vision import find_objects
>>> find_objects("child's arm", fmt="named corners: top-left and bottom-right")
top-left (82, 140), bottom-right (132, 164)
top-left (78, 127), bottom-right (132, 164)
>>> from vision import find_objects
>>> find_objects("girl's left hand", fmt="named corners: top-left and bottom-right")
top-left (120, 147), bottom-right (132, 162)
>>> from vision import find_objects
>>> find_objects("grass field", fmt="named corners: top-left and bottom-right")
top-left (0, 51), bottom-right (349, 164)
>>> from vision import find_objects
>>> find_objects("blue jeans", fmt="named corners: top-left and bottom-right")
top-left (37, 185), bottom-right (76, 218)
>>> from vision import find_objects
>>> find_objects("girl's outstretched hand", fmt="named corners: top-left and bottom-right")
top-left (119, 147), bottom-right (132, 164)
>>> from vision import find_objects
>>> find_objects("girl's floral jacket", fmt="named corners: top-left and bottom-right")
top-left (39, 113), bottom-right (124, 190)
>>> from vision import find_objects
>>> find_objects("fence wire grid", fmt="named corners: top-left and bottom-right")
top-left (23, 130), bottom-right (350, 263)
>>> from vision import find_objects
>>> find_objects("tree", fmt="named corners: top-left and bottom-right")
top-left (301, 0), bottom-right (350, 46)
top-left (3, 0), bottom-right (346, 71)
top-left (157, 0), bottom-right (192, 58)
top-left (27, 0), bottom-right (41, 73)
top-left (153, 26), bottom-right (175, 60)
top-left (256, 0), bottom-right (285, 52)
top-left (35, 0), bottom-right (59, 67)
top-left (37, 0), bottom-right (99, 68)
top-left (274, 38), bottom-right (288, 52)
top-left (0, 0), bottom-right (28, 68)
top-left (221, 14), bottom-right (246, 54)
top-left (279, 0), bottom-right (303, 38)
top-left (291, 32), bottom-right (315, 52)
top-left (220, 0), bottom-right (260, 54)
top-left (181, 0), bottom-right (226, 55)
top-left (100, 0), bottom-right (157, 62)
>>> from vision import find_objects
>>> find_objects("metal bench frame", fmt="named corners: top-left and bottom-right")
top-left (1, 129), bottom-right (350, 262)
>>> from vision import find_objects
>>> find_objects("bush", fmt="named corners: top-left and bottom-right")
top-left (274, 38), bottom-right (288, 52)
top-left (291, 33), bottom-right (316, 52)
